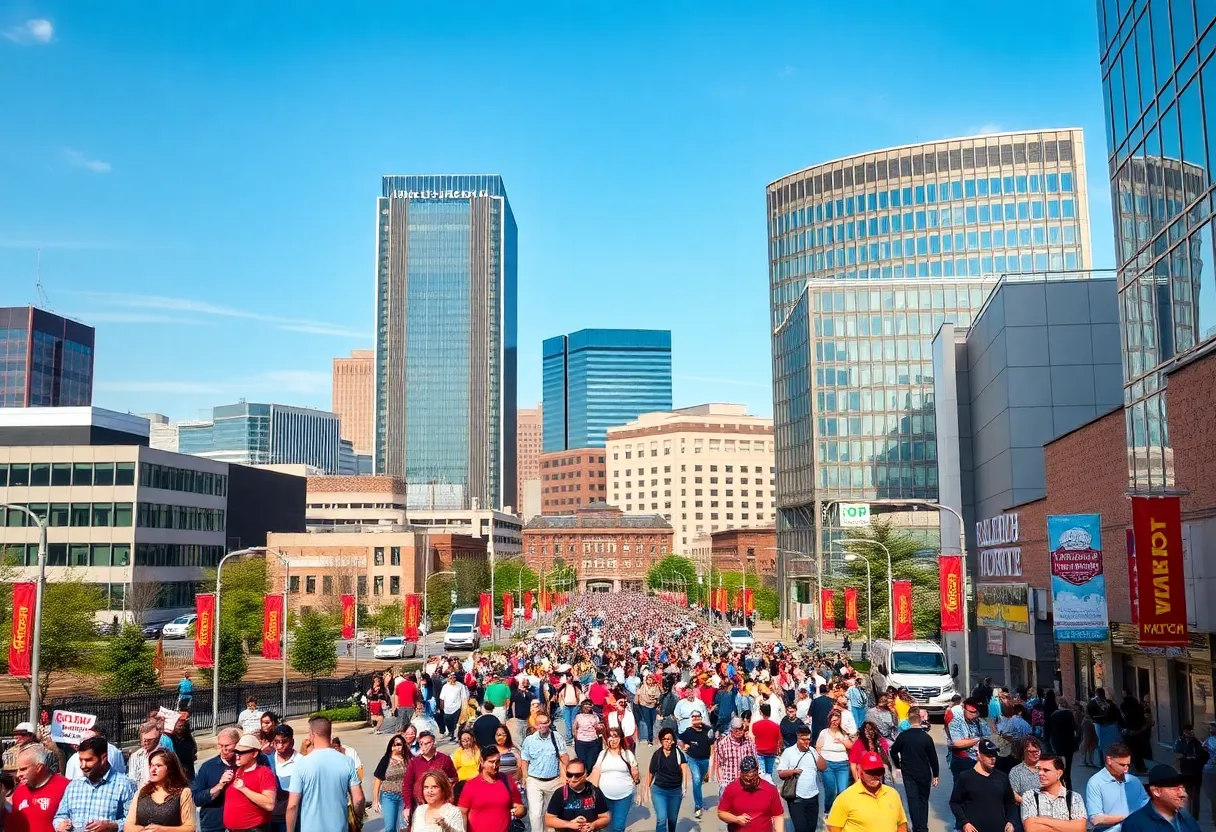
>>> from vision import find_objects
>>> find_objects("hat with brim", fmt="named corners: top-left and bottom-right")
top-left (1148, 764), bottom-right (1187, 788)
top-left (235, 734), bottom-right (262, 752)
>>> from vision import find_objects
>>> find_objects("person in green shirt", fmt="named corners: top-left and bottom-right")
top-left (485, 676), bottom-right (513, 722)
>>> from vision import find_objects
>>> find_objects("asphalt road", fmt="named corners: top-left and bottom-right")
top-left (153, 629), bottom-right (526, 660)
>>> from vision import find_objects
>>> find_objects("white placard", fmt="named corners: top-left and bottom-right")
top-left (157, 706), bottom-right (180, 733)
top-left (50, 710), bottom-right (96, 745)
top-left (839, 503), bottom-right (871, 528)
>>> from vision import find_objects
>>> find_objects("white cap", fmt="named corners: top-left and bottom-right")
top-left (14, 722), bottom-right (35, 733)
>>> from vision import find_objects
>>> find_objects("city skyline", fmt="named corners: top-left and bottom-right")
top-left (0, 2), bottom-right (1114, 422)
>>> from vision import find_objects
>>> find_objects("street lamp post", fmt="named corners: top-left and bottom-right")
top-left (839, 538), bottom-right (894, 641)
top-left (263, 549), bottom-right (291, 718)
top-left (422, 570), bottom-right (455, 663)
top-left (841, 552), bottom-right (873, 648)
top-left (211, 547), bottom-right (268, 733)
top-left (3, 503), bottom-right (48, 725)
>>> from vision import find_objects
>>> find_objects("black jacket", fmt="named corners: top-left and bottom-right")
top-left (890, 727), bottom-right (939, 783)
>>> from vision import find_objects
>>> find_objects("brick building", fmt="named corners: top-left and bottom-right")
top-left (710, 527), bottom-right (777, 582)
top-left (332, 350), bottom-right (374, 457)
top-left (517, 405), bottom-right (543, 519)
top-left (524, 502), bottom-right (672, 593)
top-left (540, 449), bottom-right (607, 515)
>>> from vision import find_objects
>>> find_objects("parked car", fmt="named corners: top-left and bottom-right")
top-left (729, 627), bottom-right (755, 649)
top-left (142, 621), bottom-right (165, 639)
top-left (533, 626), bottom-right (557, 643)
top-left (162, 614), bottom-right (197, 639)
top-left (868, 639), bottom-right (957, 715)
top-left (373, 636), bottom-right (417, 660)
top-left (443, 608), bottom-right (481, 650)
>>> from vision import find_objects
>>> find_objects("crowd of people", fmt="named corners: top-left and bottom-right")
top-left (2, 591), bottom-right (1214, 832)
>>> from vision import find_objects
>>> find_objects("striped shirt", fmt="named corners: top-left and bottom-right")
top-left (53, 764), bottom-right (136, 828)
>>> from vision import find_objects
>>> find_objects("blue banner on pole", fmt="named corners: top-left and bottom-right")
top-left (1048, 514), bottom-right (1109, 642)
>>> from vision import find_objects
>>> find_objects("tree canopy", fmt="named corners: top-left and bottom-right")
top-left (835, 518), bottom-right (941, 639)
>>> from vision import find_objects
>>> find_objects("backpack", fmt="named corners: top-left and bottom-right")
top-left (1033, 789), bottom-right (1075, 819)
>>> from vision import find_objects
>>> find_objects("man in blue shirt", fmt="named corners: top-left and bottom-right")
top-left (1121, 765), bottom-right (1199, 832)
top-left (520, 713), bottom-right (569, 832)
top-left (1086, 742), bottom-right (1149, 832)
top-left (287, 716), bottom-right (364, 832)
top-left (53, 736), bottom-right (136, 831)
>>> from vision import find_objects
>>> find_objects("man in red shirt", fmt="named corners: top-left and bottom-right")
top-left (401, 731), bottom-right (458, 816)
top-left (457, 746), bottom-right (525, 830)
top-left (223, 734), bottom-right (278, 832)
top-left (751, 703), bottom-right (783, 780)
top-left (718, 755), bottom-right (785, 832)
top-left (9, 745), bottom-right (69, 832)
top-left (394, 671), bottom-right (420, 726)
top-left (587, 673), bottom-right (610, 718)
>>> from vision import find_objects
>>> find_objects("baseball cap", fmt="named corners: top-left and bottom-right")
top-left (1148, 764), bottom-right (1186, 788)
top-left (235, 734), bottom-right (262, 752)
top-left (859, 751), bottom-right (885, 772)
top-left (977, 739), bottom-right (999, 757)
top-left (13, 722), bottom-right (34, 734)
top-left (739, 755), bottom-right (759, 772)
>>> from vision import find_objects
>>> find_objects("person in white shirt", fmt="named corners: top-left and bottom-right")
top-left (438, 673), bottom-right (468, 740)
top-left (674, 686), bottom-right (710, 733)
top-left (332, 736), bottom-right (364, 779)
top-left (238, 697), bottom-right (264, 735)
top-left (778, 724), bottom-right (826, 831)
top-left (126, 722), bottom-right (162, 787)
top-left (64, 729), bottom-right (125, 780)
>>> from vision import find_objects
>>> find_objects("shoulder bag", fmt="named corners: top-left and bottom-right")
top-left (780, 750), bottom-right (809, 799)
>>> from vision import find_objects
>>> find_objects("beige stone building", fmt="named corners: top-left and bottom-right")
top-left (605, 404), bottom-right (775, 553)
top-left (332, 350), bottom-right (374, 456)
top-left (516, 404), bottom-right (543, 520)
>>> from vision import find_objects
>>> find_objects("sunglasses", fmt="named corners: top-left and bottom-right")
top-left (567, 771), bottom-right (586, 778)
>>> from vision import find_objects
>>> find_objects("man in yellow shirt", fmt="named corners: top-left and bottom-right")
top-left (827, 751), bottom-right (909, 832)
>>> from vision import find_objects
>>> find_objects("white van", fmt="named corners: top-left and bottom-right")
top-left (443, 607), bottom-right (482, 650)
top-left (868, 639), bottom-right (957, 715)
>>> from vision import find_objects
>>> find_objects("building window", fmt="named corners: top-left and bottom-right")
top-left (390, 576), bottom-right (400, 595)
top-left (322, 576), bottom-right (333, 595)
top-left (374, 547), bottom-right (385, 566)
top-left (390, 546), bottom-right (401, 565)
top-left (374, 576), bottom-right (384, 595)
top-left (289, 576), bottom-right (300, 593)
top-left (306, 577), bottom-right (316, 594)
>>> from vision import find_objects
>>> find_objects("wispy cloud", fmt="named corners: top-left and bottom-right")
top-left (3, 19), bottom-right (53, 45)
top-left (97, 369), bottom-right (331, 397)
top-left (70, 290), bottom-right (369, 339)
top-left (68, 311), bottom-right (206, 325)
top-left (676, 374), bottom-right (769, 389)
top-left (0, 239), bottom-right (133, 250)
top-left (778, 65), bottom-right (798, 78)
top-left (965, 122), bottom-right (1005, 136)
top-left (63, 148), bottom-right (111, 173)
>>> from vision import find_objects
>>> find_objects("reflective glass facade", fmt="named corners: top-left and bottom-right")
top-left (0, 307), bottom-right (94, 408)
top-left (768, 131), bottom-right (1093, 565)
top-left (375, 175), bottom-right (518, 511)
top-left (1099, 0), bottom-right (1216, 491)
top-left (178, 402), bottom-right (342, 472)
top-left (542, 329), bottom-right (673, 452)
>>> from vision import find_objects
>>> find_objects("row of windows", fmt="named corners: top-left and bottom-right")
top-left (781, 219), bottom-right (1081, 262)
top-left (137, 503), bottom-right (225, 532)
top-left (1, 542), bottom-right (131, 567)
top-left (816, 463), bottom-right (940, 492)
top-left (815, 311), bottom-right (972, 339)
top-left (528, 543), bottom-right (670, 556)
top-left (544, 470), bottom-right (606, 480)
top-left (544, 484), bottom-right (607, 493)
top-left (3, 502), bottom-right (133, 528)
top-left (818, 412), bottom-right (937, 438)
top-left (289, 574), bottom-right (402, 596)
top-left (372, 546), bottom-right (402, 566)
top-left (542, 455), bottom-right (606, 468)
top-left (773, 252), bottom-right (1083, 284)
top-left (307, 502), bottom-right (406, 510)
top-left (135, 543), bottom-right (225, 568)
top-left (617, 442), bottom-right (773, 458)
top-left (140, 462), bottom-right (227, 496)
top-left (619, 488), bottom-right (770, 500)
top-left (613, 464), bottom-right (773, 475)
top-left (0, 462), bottom-right (136, 488)
top-left (615, 475), bottom-right (768, 486)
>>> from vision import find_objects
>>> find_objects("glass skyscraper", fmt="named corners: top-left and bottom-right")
top-left (178, 402), bottom-right (343, 472)
top-left (767, 130), bottom-right (1093, 572)
top-left (1099, 0), bottom-right (1216, 492)
top-left (0, 307), bottom-right (94, 408)
top-left (374, 174), bottom-right (518, 512)
top-left (542, 329), bottom-right (673, 452)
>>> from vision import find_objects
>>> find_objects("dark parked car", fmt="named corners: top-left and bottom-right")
top-left (142, 621), bottom-right (165, 639)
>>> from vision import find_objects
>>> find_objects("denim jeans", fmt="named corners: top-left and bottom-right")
top-left (635, 704), bottom-right (656, 742)
top-left (851, 706), bottom-right (868, 733)
top-left (574, 738), bottom-right (602, 772)
top-left (379, 791), bottom-right (404, 832)
top-left (684, 755), bottom-right (709, 810)
top-left (604, 794), bottom-right (633, 832)
top-left (650, 785), bottom-right (683, 832)
top-left (758, 754), bottom-right (777, 776)
top-left (822, 759), bottom-right (852, 812)
top-left (562, 704), bottom-right (580, 739)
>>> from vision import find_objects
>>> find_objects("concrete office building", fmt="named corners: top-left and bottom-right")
top-left (374, 175), bottom-right (518, 513)
top-left (0, 307), bottom-right (94, 408)
top-left (517, 404), bottom-right (543, 520)
top-left (0, 407), bottom-right (304, 623)
top-left (605, 404), bottom-right (774, 552)
top-left (143, 414), bottom-right (179, 452)
top-left (932, 273), bottom-right (1124, 685)
top-left (333, 349), bottom-right (375, 458)
top-left (767, 130), bottom-right (1095, 614)
top-left (178, 401), bottom-right (344, 474)
top-left (542, 329), bottom-right (672, 453)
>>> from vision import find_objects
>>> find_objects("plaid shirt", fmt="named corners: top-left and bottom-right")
top-left (714, 735), bottom-right (757, 784)
top-left (53, 764), bottom-right (136, 827)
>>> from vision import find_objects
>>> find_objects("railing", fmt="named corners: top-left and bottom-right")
top-left (0, 673), bottom-right (375, 748)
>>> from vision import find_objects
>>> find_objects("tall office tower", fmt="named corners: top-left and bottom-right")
top-left (0, 307), bottom-right (94, 408)
top-left (374, 175), bottom-right (518, 512)
top-left (517, 404), bottom-right (543, 519)
top-left (542, 329), bottom-right (673, 452)
top-left (178, 402), bottom-right (344, 473)
top-left (767, 130), bottom-right (1093, 587)
top-left (1098, 0), bottom-right (1216, 493)
top-left (333, 349), bottom-right (374, 456)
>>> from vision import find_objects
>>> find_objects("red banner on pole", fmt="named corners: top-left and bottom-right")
top-left (541, 588), bottom-right (551, 613)
top-left (743, 589), bottom-right (754, 615)
top-left (1127, 528), bottom-right (1140, 626)
top-left (340, 594), bottom-right (355, 640)
top-left (262, 594), bottom-right (283, 660)
top-left (1133, 496), bottom-right (1188, 646)
top-left (8, 582), bottom-right (34, 678)
top-left (403, 594), bottom-right (421, 642)
top-left (844, 588), bottom-right (859, 632)
top-left (194, 593), bottom-right (215, 668)
top-left (523, 590), bottom-right (534, 620)
top-left (939, 555), bottom-right (965, 632)
top-left (821, 589), bottom-right (835, 631)
top-left (892, 580), bottom-right (914, 640)
top-left (502, 593), bottom-right (514, 630)
top-left (479, 593), bottom-right (493, 637)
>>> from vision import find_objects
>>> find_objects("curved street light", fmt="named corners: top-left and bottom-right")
top-left (840, 552), bottom-right (873, 648)
top-left (840, 538), bottom-right (894, 641)
top-left (3, 503), bottom-right (48, 725)
top-left (211, 546), bottom-right (278, 733)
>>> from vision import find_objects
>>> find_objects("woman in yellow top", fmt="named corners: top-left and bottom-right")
top-left (893, 688), bottom-right (913, 727)
top-left (451, 729), bottom-right (481, 781)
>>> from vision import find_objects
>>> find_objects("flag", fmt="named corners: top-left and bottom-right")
top-left (502, 593), bottom-right (514, 629)
top-left (541, 588), bottom-right (552, 613)
top-left (340, 594), bottom-right (355, 640)
top-left (821, 589), bottom-right (835, 631)
top-left (1132, 496), bottom-right (1188, 646)
top-left (743, 589), bottom-right (754, 615)
top-left (403, 594), bottom-right (422, 642)
top-left (194, 593), bottom-right (215, 668)
top-left (523, 590), bottom-right (534, 620)
top-left (262, 594), bottom-right (283, 659)
top-left (844, 588), bottom-right (859, 632)
top-left (479, 593), bottom-right (493, 637)
top-left (939, 555), bottom-right (965, 632)
top-left (8, 582), bottom-right (34, 678)
top-left (892, 580), bottom-right (914, 640)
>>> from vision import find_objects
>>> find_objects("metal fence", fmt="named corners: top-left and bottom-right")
top-left (0, 673), bottom-right (375, 749)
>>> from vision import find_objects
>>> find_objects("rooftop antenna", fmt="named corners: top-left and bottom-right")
top-left (34, 249), bottom-right (52, 311)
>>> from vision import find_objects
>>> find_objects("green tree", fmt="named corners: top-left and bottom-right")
top-left (493, 561), bottom-right (539, 597)
top-left (541, 560), bottom-right (578, 594)
top-left (708, 569), bottom-right (778, 621)
top-left (290, 611), bottom-right (338, 678)
top-left (646, 556), bottom-right (698, 599)
top-left (453, 558), bottom-right (490, 608)
top-left (839, 519), bottom-right (940, 640)
top-left (101, 624), bottom-right (159, 694)
top-left (0, 576), bottom-right (107, 702)
top-left (204, 557), bottom-right (269, 653)
top-left (217, 625), bottom-right (247, 685)
top-left (425, 576), bottom-right (455, 625)
top-left (368, 602), bottom-right (403, 636)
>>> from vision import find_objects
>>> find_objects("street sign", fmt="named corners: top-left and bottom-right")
top-left (839, 503), bottom-right (871, 528)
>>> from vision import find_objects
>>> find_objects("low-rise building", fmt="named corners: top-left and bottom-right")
top-left (710, 526), bottom-right (777, 581)
top-left (523, 502), bottom-right (672, 593)
top-left (540, 449), bottom-right (606, 515)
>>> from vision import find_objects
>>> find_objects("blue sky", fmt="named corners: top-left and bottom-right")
top-left (0, 1), bottom-right (1114, 421)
